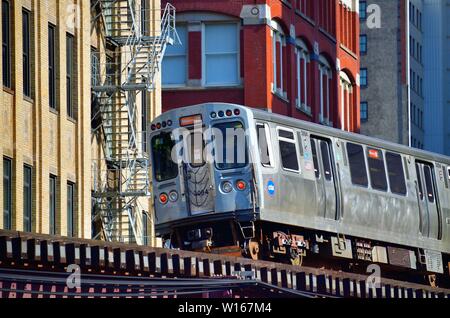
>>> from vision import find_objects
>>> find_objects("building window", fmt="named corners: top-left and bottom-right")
top-left (49, 24), bottom-right (57, 109)
top-left (340, 71), bottom-right (354, 131)
top-left (204, 23), bottom-right (239, 86)
top-left (295, 40), bottom-right (310, 113)
top-left (2, 0), bottom-right (12, 88)
top-left (49, 175), bottom-right (57, 235)
top-left (23, 9), bottom-right (31, 98)
top-left (359, 1), bottom-right (367, 20)
top-left (3, 157), bottom-right (12, 230)
top-left (67, 182), bottom-right (75, 237)
top-left (162, 24), bottom-right (187, 86)
top-left (271, 20), bottom-right (287, 98)
top-left (360, 68), bottom-right (368, 87)
top-left (360, 35), bottom-right (367, 54)
top-left (142, 212), bottom-right (148, 246)
top-left (319, 56), bottom-right (332, 125)
top-left (361, 102), bottom-right (368, 122)
top-left (66, 33), bottom-right (76, 119)
top-left (23, 165), bottom-right (32, 232)
top-left (141, 91), bottom-right (147, 153)
top-left (295, 0), bottom-right (312, 17)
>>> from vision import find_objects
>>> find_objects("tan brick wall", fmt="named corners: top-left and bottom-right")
top-left (0, 0), bottom-right (91, 238)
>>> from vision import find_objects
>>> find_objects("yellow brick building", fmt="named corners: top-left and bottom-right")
top-left (0, 0), bottom-right (172, 244)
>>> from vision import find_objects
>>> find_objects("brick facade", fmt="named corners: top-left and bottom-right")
top-left (162, 0), bottom-right (361, 132)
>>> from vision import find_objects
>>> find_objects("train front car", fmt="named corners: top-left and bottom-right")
top-left (150, 103), bottom-right (258, 255)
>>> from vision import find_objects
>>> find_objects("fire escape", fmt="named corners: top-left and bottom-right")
top-left (91, 0), bottom-right (178, 244)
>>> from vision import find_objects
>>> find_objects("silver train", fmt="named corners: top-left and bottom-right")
top-left (149, 103), bottom-right (450, 282)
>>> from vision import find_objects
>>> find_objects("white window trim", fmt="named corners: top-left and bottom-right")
top-left (271, 22), bottom-right (287, 99)
top-left (295, 42), bottom-right (311, 115)
top-left (277, 127), bottom-right (301, 173)
top-left (318, 57), bottom-right (332, 125)
top-left (340, 71), bottom-right (353, 131)
top-left (201, 21), bottom-right (241, 88)
top-left (162, 24), bottom-right (188, 88)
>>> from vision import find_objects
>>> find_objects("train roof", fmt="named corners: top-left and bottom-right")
top-left (157, 103), bottom-right (450, 165)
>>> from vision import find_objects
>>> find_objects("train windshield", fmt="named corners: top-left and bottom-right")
top-left (213, 121), bottom-right (248, 170)
top-left (151, 132), bottom-right (178, 182)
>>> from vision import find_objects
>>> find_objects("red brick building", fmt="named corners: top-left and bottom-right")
top-left (162, 0), bottom-right (361, 132)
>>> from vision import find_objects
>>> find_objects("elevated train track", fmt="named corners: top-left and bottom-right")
top-left (0, 230), bottom-right (449, 298)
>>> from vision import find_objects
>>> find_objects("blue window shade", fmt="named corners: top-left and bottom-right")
top-left (204, 23), bottom-right (239, 86)
top-left (162, 25), bottom-right (187, 86)
top-left (359, 1), bottom-right (367, 20)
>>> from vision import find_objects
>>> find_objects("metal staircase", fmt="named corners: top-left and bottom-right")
top-left (91, 0), bottom-right (178, 244)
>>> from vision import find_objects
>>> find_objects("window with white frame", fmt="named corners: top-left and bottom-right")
top-left (340, 71), bottom-right (353, 132)
top-left (318, 55), bottom-right (332, 125)
top-left (295, 39), bottom-right (310, 114)
top-left (203, 23), bottom-right (239, 86)
top-left (271, 20), bottom-right (287, 98)
top-left (162, 24), bottom-right (188, 86)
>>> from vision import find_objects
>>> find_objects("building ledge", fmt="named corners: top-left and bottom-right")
top-left (3, 87), bottom-right (14, 96)
top-left (318, 27), bottom-right (337, 44)
top-left (295, 10), bottom-right (315, 27)
top-left (163, 85), bottom-right (244, 92)
top-left (339, 44), bottom-right (358, 60)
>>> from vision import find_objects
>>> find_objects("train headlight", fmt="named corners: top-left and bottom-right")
top-left (169, 191), bottom-right (179, 202)
top-left (236, 180), bottom-right (247, 191)
top-left (222, 181), bottom-right (233, 193)
top-left (159, 193), bottom-right (168, 205)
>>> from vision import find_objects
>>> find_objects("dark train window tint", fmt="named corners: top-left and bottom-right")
top-left (320, 141), bottom-right (332, 181)
top-left (256, 124), bottom-right (271, 167)
top-left (278, 129), bottom-right (298, 172)
top-left (423, 165), bottom-right (435, 203)
top-left (347, 143), bottom-right (368, 187)
top-left (416, 164), bottom-right (424, 200)
top-left (151, 132), bottom-right (178, 182)
top-left (311, 139), bottom-right (320, 179)
top-left (278, 130), bottom-right (294, 139)
top-left (279, 141), bottom-right (299, 171)
top-left (386, 152), bottom-right (407, 195)
top-left (367, 148), bottom-right (388, 191)
top-left (214, 121), bottom-right (248, 170)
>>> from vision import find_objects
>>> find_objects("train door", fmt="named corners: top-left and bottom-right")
top-left (415, 162), bottom-right (441, 239)
top-left (311, 137), bottom-right (338, 220)
top-left (182, 129), bottom-right (215, 216)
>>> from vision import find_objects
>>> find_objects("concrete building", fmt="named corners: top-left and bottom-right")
top-left (359, 0), bottom-right (424, 148)
top-left (162, 0), bottom-right (362, 133)
top-left (0, 0), bottom-right (169, 245)
top-left (423, 0), bottom-right (450, 156)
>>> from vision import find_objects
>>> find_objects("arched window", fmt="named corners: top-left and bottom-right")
top-left (295, 39), bottom-right (310, 114)
top-left (318, 55), bottom-right (332, 125)
top-left (340, 71), bottom-right (353, 131)
top-left (271, 20), bottom-right (287, 98)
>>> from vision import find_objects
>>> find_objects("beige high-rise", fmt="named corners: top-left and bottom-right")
top-left (0, 0), bottom-right (169, 245)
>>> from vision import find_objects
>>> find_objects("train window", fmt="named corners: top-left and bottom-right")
top-left (256, 123), bottom-right (272, 167)
top-left (346, 143), bottom-right (369, 187)
top-left (187, 132), bottom-right (205, 168)
top-left (320, 141), bottom-right (333, 181)
top-left (423, 165), bottom-right (435, 203)
top-left (386, 152), bottom-right (407, 195)
top-left (367, 148), bottom-right (388, 191)
top-left (311, 139), bottom-right (320, 179)
top-left (278, 128), bottom-right (299, 172)
top-left (151, 132), bottom-right (178, 182)
top-left (214, 121), bottom-right (248, 170)
top-left (416, 163), bottom-right (424, 200)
